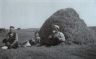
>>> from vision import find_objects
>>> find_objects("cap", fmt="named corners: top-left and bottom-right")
top-left (53, 25), bottom-right (59, 30)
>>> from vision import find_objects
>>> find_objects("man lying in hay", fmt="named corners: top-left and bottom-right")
top-left (20, 31), bottom-right (41, 47)
top-left (48, 25), bottom-right (66, 46)
top-left (1, 26), bottom-right (19, 49)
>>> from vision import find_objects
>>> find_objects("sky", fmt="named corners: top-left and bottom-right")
top-left (0, 0), bottom-right (96, 29)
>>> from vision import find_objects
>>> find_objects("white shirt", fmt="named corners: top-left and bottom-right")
top-left (54, 31), bottom-right (65, 41)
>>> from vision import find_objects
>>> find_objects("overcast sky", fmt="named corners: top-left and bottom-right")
top-left (0, 0), bottom-right (96, 29)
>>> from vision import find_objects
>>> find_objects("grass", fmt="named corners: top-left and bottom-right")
top-left (0, 28), bottom-right (96, 59)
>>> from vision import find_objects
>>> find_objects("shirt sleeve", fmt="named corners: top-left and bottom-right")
top-left (59, 32), bottom-right (65, 41)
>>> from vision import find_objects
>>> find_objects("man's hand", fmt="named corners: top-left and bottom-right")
top-left (48, 36), bottom-right (52, 39)
top-left (10, 43), bottom-right (14, 47)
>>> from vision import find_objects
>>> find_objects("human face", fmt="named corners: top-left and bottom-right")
top-left (52, 30), bottom-right (56, 33)
top-left (52, 29), bottom-right (58, 34)
top-left (10, 28), bottom-right (15, 32)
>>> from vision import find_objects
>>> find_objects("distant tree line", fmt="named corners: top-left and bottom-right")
top-left (0, 28), bottom-right (6, 33)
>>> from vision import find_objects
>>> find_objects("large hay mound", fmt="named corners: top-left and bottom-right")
top-left (89, 27), bottom-right (96, 36)
top-left (89, 27), bottom-right (96, 32)
top-left (39, 8), bottom-right (96, 45)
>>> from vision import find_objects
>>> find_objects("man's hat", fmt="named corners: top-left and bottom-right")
top-left (53, 25), bottom-right (60, 30)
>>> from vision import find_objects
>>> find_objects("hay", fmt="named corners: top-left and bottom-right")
top-left (39, 8), bottom-right (96, 45)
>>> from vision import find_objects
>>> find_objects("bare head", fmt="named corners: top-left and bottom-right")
top-left (10, 26), bottom-right (15, 32)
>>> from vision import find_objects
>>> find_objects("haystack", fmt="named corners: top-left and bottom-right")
top-left (39, 8), bottom-right (96, 45)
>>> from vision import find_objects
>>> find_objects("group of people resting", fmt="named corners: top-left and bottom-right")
top-left (1, 25), bottom-right (65, 49)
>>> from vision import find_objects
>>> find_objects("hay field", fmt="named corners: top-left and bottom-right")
top-left (0, 28), bottom-right (96, 59)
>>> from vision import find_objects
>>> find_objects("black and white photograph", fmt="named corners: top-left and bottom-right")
top-left (0, 0), bottom-right (96, 59)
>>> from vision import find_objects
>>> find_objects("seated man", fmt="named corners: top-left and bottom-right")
top-left (48, 25), bottom-right (65, 45)
top-left (2, 26), bottom-right (19, 49)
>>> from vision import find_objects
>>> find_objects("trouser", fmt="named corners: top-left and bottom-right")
top-left (49, 37), bottom-right (61, 46)
top-left (3, 39), bottom-right (19, 49)
top-left (8, 42), bottom-right (19, 49)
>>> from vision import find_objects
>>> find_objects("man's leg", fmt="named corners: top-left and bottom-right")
top-left (11, 42), bottom-right (19, 49)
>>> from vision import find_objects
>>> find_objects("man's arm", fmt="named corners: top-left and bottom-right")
top-left (59, 32), bottom-right (65, 41)
top-left (16, 33), bottom-right (19, 41)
